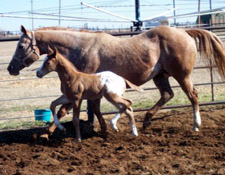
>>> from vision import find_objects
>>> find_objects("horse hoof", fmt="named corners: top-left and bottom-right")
top-left (193, 127), bottom-right (200, 132)
top-left (62, 128), bottom-right (67, 134)
top-left (142, 121), bottom-right (151, 130)
top-left (32, 133), bottom-right (38, 142)
top-left (132, 132), bottom-right (138, 137)
top-left (76, 138), bottom-right (82, 143)
top-left (99, 130), bottom-right (108, 136)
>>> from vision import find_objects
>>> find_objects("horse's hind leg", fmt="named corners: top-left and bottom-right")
top-left (143, 74), bottom-right (174, 130)
top-left (91, 99), bottom-right (107, 134)
top-left (177, 76), bottom-right (201, 131)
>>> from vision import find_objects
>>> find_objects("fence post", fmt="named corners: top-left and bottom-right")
top-left (210, 60), bottom-right (215, 101)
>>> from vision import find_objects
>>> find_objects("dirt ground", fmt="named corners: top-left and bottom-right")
top-left (0, 105), bottom-right (225, 175)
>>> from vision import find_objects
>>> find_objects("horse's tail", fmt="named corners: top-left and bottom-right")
top-left (124, 79), bottom-right (143, 92)
top-left (185, 29), bottom-right (225, 79)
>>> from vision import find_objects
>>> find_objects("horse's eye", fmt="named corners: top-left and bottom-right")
top-left (18, 45), bottom-right (24, 49)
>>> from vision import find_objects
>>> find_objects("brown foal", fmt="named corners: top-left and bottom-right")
top-left (36, 49), bottom-right (140, 142)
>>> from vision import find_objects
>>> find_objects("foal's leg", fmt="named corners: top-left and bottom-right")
top-left (40, 96), bottom-right (70, 139)
top-left (50, 95), bottom-right (71, 131)
top-left (105, 93), bottom-right (138, 136)
top-left (72, 100), bottom-right (82, 142)
top-left (177, 77), bottom-right (201, 131)
top-left (143, 74), bottom-right (174, 130)
top-left (91, 98), bottom-right (107, 134)
top-left (47, 103), bottom-right (72, 135)
top-left (124, 106), bottom-right (138, 136)
top-left (110, 113), bottom-right (121, 132)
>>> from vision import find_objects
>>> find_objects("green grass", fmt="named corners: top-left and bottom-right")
top-left (0, 105), bottom-right (49, 113)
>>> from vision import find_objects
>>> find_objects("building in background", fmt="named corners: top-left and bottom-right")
top-left (196, 10), bottom-right (225, 26)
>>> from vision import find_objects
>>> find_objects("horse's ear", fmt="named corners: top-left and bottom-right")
top-left (20, 25), bottom-right (28, 36)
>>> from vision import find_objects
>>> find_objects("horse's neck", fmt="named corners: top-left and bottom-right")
top-left (56, 57), bottom-right (78, 86)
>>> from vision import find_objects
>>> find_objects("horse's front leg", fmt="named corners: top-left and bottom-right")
top-left (72, 99), bottom-right (82, 142)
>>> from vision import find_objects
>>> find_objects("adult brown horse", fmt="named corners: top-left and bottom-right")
top-left (7, 25), bottom-right (225, 134)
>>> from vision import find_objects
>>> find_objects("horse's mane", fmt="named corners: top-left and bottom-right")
top-left (35, 26), bottom-right (104, 33)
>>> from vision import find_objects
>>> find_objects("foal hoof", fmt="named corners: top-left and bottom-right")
top-left (110, 120), bottom-right (119, 132)
top-left (193, 127), bottom-right (200, 132)
top-left (40, 133), bottom-right (50, 141)
top-left (132, 131), bottom-right (138, 137)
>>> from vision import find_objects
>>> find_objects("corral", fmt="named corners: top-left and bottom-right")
top-left (0, 29), bottom-right (225, 174)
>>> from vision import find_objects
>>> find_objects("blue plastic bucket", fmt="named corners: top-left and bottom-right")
top-left (34, 109), bottom-right (51, 122)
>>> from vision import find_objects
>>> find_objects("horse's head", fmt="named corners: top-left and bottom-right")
top-left (7, 25), bottom-right (40, 75)
top-left (36, 47), bottom-right (57, 78)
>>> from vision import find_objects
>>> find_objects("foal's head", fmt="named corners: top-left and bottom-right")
top-left (36, 48), bottom-right (58, 78)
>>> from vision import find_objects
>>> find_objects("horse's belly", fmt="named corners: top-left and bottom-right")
top-left (82, 93), bottom-right (102, 100)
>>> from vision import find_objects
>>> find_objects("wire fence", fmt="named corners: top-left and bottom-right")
top-left (0, 26), bottom-right (225, 123)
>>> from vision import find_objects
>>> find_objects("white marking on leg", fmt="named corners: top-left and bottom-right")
top-left (193, 110), bottom-right (201, 132)
top-left (54, 114), bottom-right (64, 131)
top-left (131, 123), bottom-right (138, 137)
top-left (110, 113), bottom-right (120, 131)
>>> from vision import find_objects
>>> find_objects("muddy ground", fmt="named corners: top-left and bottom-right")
top-left (0, 105), bottom-right (225, 175)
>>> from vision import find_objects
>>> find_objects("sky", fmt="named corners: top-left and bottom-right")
top-left (0, 0), bottom-right (225, 32)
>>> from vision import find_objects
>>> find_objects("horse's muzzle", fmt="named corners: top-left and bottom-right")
top-left (36, 70), bottom-right (43, 78)
top-left (7, 65), bottom-right (20, 76)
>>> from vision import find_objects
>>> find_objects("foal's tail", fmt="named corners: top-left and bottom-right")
top-left (124, 79), bottom-right (143, 92)
top-left (185, 29), bottom-right (225, 79)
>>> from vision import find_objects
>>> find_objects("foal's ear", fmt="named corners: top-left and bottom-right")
top-left (48, 46), bottom-right (54, 55)
top-left (20, 25), bottom-right (28, 36)
top-left (52, 47), bottom-right (58, 58)
top-left (48, 46), bottom-right (57, 58)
